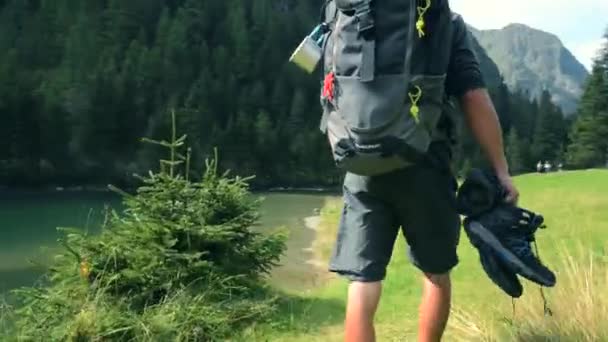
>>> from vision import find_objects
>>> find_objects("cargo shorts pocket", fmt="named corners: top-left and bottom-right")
top-left (329, 184), bottom-right (400, 282)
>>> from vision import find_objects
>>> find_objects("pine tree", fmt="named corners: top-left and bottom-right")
top-left (491, 82), bottom-right (512, 133)
top-left (566, 115), bottom-right (605, 168)
top-left (531, 90), bottom-right (566, 163)
top-left (506, 129), bottom-right (525, 175)
top-left (226, 0), bottom-right (250, 80)
top-left (287, 89), bottom-right (307, 134)
top-left (3, 111), bottom-right (287, 340)
top-left (566, 30), bottom-right (608, 168)
top-left (254, 110), bottom-right (276, 185)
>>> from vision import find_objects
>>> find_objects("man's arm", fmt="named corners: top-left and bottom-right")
top-left (446, 13), bottom-right (519, 202)
top-left (461, 89), bottom-right (508, 174)
top-left (460, 89), bottom-right (519, 202)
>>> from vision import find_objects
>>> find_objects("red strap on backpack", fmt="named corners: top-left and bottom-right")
top-left (322, 72), bottom-right (335, 101)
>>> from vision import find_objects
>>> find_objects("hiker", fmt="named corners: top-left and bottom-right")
top-left (316, 1), bottom-right (519, 341)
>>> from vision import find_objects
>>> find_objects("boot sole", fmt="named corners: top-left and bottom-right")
top-left (467, 221), bottom-right (555, 287)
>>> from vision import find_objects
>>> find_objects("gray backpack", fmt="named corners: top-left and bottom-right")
top-left (319, 0), bottom-right (457, 176)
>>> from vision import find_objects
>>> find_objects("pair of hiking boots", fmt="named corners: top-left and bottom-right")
top-left (457, 169), bottom-right (556, 298)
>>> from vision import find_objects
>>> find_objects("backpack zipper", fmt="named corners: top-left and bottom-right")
top-left (405, 3), bottom-right (419, 122)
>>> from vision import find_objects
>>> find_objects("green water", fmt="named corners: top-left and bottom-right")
top-left (0, 190), bottom-right (330, 293)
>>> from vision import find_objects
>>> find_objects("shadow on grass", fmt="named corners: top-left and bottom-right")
top-left (263, 291), bottom-right (346, 335)
top-left (512, 332), bottom-right (571, 342)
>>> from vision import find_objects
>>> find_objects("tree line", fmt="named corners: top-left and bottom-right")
top-left (564, 32), bottom-right (608, 169)
top-left (0, 0), bottom-right (605, 188)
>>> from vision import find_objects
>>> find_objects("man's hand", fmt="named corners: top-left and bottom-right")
top-left (459, 88), bottom-right (520, 204)
top-left (497, 172), bottom-right (519, 204)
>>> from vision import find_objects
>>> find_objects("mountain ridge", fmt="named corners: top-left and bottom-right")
top-left (467, 22), bottom-right (589, 115)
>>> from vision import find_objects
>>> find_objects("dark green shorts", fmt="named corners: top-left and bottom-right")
top-left (329, 149), bottom-right (461, 282)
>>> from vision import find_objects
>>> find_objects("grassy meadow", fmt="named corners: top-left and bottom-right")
top-left (243, 170), bottom-right (608, 341)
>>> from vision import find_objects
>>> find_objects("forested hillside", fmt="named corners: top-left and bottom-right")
top-left (0, 0), bottom-right (583, 188)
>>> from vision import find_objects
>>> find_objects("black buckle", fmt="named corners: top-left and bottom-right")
top-left (320, 22), bottom-right (330, 34)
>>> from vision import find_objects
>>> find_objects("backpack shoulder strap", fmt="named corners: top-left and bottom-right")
top-left (322, 0), bottom-right (338, 25)
top-left (352, 0), bottom-right (375, 81)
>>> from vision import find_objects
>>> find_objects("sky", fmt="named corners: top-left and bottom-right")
top-left (450, 0), bottom-right (608, 71)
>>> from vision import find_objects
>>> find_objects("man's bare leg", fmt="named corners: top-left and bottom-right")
top-left (418, 273), bottom-right (452, 342)
top-left (344, 281), bottom-right (382, 342)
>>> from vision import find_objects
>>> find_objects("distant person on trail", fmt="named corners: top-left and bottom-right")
top-left (317, 1), bottom-right (519, 341)
top-left (537, 161), bottom-right (543, 173)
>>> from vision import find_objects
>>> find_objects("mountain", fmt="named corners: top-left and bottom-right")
top-left (468, 30), bottom-right (503, 90)
top-left (469, 23), bottom-right (589, 115)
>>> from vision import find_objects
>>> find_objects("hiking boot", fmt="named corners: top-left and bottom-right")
top-left (456, 168), bottom-right (505, 217)
top-left (465, 218), bottom-right (523, 298)
top-left (466, 205), bottom-right (556, 288)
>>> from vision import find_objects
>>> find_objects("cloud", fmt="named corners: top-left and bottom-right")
top-left (451, 0), bottom-right (607, 30)
top-left (573, 39), bottom-right (605, 70)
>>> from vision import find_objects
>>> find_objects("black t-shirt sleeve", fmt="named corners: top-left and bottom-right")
top-left (445, 13), bottom-right (486, 98)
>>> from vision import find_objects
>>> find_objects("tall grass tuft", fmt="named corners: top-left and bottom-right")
top-left (509, 243), bottom-right (608, 341)
top-left (453, 242), bottom-right (608, 341)
top-left (449, 306), bottom-right (499, 342)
